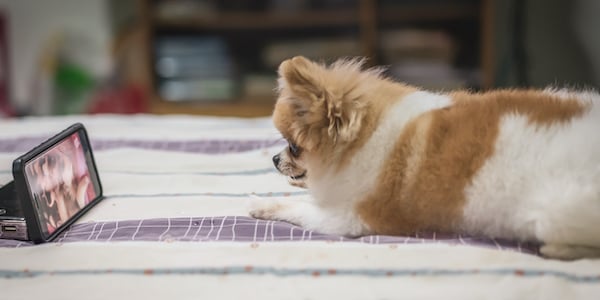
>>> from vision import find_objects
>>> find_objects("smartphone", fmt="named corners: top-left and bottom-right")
top-left (0, 123), bottom-right (103, 243)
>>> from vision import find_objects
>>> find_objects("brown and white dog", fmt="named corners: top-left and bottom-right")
top-left (249, 56), bottom-right (600, 260)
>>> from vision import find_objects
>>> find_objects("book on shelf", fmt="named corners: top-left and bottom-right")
top-left (154, 36), bottom-right (237, 102)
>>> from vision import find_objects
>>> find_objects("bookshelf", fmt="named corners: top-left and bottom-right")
top-left (136, 0), bottom-right (494, 117)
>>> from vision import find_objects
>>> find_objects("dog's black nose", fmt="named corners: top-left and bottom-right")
top-left (272, 154), bottom-right (280, 167)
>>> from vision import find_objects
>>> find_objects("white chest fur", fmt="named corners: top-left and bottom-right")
top-left (307, 91), bottom-right (452, 234)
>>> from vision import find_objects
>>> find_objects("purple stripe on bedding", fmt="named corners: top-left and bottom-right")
top-left (0, 216), bottom-right (540, 255)
top-left (0, 137), bottom-right (284, 153)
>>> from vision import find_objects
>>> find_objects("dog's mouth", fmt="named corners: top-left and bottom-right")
top-left (290, 171), bottom-right (306, 180)
top-left (287, 171), bottom-right (307, 189)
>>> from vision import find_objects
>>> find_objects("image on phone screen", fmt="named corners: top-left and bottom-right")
top-left (23, 132), bottom-right (98, 236)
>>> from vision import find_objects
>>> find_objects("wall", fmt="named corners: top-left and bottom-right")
top-left (0, 0), bottom-right (598, 113)
top-left (525, 0), bottom-right (594, 88)
top-left (494, 0), bottom-right (600, 89)
top-left (0, 0), bottom-right (111, 111)
top-left (573, 0), bottom-right (600, 88)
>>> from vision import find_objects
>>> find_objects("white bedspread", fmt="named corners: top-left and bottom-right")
top-left (0, 114), bottom-right (598, 300)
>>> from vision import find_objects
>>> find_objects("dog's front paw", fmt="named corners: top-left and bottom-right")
top-left (248, 200), bottom-right (305, 227)
top-left (249, 202), bottom-right (285, 221)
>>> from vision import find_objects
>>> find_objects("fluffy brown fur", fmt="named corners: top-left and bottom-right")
top-left (254, 56), bottom-right (599, 259)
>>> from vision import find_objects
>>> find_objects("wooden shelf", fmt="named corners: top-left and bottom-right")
top-left (154, 10), bottom-right (359, 30)
top-left (150, 97), bottom-right (275, 117)
top-left (136, 0), bottom-right (495, 116)
top-left (154, 3), bottom-right (479, 31)
top-left (379, 3), bottom-right (479, 23)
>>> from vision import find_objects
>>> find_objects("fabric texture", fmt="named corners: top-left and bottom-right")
top-left (0, 114), bottom-right (598, 299)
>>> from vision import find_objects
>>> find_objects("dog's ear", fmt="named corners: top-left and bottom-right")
top-left (277, 56), bottom-right (365, 144)
top-left (325, 94), bottom-right (365, 143)
top-left (278, 56), bottom-right (325, 102)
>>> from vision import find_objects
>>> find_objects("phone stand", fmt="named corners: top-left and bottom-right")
top-left (0, 181), bottom-right (22, 217)
top-left (0, 180), bottom-right (29, 240)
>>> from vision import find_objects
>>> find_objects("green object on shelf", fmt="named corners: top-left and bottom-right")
top-left (53, 62), bottom-right (95, 115)
top-left (56, 63), bottom-right (94, 91)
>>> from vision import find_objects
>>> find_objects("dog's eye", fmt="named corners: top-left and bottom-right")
top-left (289, 143), bottom-right (301, 157)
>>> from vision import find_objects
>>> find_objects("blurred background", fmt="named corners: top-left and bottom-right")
top-left (0, 0), bottom-right (598, 118)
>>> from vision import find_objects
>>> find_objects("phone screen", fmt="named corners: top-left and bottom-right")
top-left (23, 131), bottom-right (100, 237)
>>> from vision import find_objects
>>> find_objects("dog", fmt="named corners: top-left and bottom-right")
top-left (249, 56), bottom-right (600, 260)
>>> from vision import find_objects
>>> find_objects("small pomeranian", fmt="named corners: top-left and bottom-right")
top-left (250, 56), bottom-right (600, 259)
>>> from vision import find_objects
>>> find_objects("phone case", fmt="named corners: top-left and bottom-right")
top-left (11, 123), bottom-right (104, 243)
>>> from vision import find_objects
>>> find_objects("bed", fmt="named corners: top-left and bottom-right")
top-left (1, 114), bottom-right (599, 299)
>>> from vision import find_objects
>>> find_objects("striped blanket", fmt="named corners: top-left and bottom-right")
top-left (0, 114), bottom-right (598, 299)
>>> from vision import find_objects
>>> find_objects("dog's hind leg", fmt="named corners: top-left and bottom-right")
top-left (540, 244), bottom-right (600, 260)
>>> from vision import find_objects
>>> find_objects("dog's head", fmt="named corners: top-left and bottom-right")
top-left (271, 56), bottom-right (390, 188)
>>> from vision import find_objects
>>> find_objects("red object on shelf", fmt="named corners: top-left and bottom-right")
top-left (87, 84), bottom-right (148, 114)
